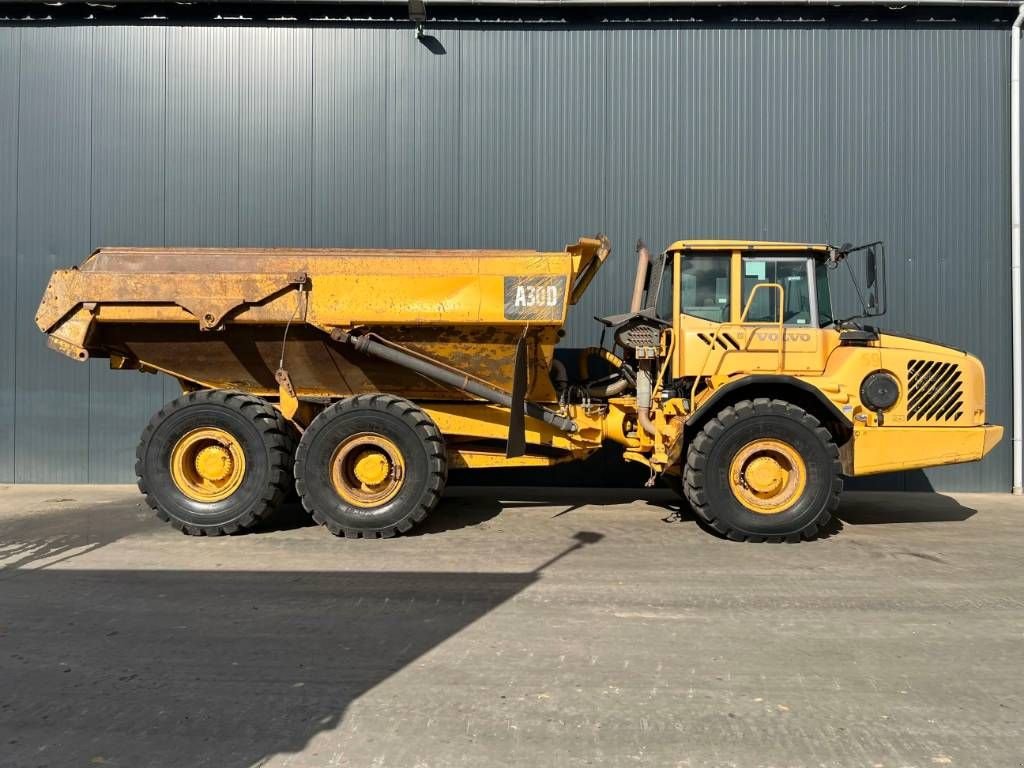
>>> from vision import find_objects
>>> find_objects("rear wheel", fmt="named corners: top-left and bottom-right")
top-left (684, 398), bottom-right (841, 542)
top-left (136, 391), bottom-right (295, 535)
top-left (294, 394), bottom-right (447, 538)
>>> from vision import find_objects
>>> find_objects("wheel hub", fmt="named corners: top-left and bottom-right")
top-left (330, 433), bottom-right (406, 508)
top-left (194, 445), bottom-right (234, 482)
top-left (352, 449), bottom-right (390, 487)
top-left (728, 438), bottom-right (807, 515)
top-left (169, 427), bottom-right (247, 503)
top-left (743, 456), bottom-right (786, 495)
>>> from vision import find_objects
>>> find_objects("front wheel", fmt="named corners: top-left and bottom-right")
top-left (683, 398), bottom-right (842, 542)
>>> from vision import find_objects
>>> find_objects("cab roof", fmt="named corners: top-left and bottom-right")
top-left (666, 239), bottom-right (832, 254)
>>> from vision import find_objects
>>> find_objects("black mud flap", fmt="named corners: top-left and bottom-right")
top-left (506, 336), bottom-right (527, 459)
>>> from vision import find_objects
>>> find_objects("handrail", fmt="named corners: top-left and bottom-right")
top-left (652, 327), bottom-right (675, 404)
top-left (688, 282), bottom-right (786, 406)
top-left (740, 283), bottom-right (786, 373)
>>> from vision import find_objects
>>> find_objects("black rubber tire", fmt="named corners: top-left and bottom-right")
top-left (136, 390), bottom-right (296, 536)
top-left (683, 398), bottom-right (842, 542)
top-left (294, 394), bottom-right (447, 538)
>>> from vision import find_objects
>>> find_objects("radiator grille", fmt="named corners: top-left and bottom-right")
top-left (906, 360), bottom-right (963, 422)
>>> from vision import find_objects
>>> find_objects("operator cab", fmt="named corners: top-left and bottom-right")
top-left (580, 238), bottom-right (885, 406)
top-left (654, 241), bottom-right (837, 329)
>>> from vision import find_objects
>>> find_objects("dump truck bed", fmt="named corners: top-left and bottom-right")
top-left (36, 238), bottom-right (609, 403)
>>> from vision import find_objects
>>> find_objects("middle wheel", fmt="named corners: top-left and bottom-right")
top-left (295, 394), bottom-right (447, 538)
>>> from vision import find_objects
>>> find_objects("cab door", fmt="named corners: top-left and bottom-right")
top-left (672, 250), bottom-right (736, 379)
top-left (732, 253), bottom-right (827, 375)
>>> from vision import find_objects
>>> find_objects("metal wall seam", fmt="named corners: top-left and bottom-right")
top-left (312, 28), bottom-right (388, 247)
top-left (87, 26), bottom-right (169, 482)
top-left (14, 28), bottom-right (92, 482)
top-left (239, 28), bottom-right (314, 248)
top-left (0, 29), bottom-right (18, 483)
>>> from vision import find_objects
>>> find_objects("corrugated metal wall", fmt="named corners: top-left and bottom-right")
top-left (0, 21), bottom-right (1011, 490)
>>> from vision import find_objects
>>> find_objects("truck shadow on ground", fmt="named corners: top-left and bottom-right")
top-left (419, 487), bottom-right (685, 535)
top-left (835, 493), bottom-right (977, 525)
top-left (264, 493), bottom-right (513, 536)
top-left (263, 488), bottom-right (684, 537)
top-left (260, 485), bottom-right (978, 541)
top-left (0, 532), bottom-right (601, 768)
top-left (433, 486), bottom-right (978, 540)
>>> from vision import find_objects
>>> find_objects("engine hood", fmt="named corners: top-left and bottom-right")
top-left (877, 331), bottom-right (967, 358)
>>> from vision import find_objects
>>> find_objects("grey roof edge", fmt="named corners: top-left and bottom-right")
top-left (7, 0), bottom-right (1022, 6)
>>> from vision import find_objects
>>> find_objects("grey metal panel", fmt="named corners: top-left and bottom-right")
top-left (600, 28), bottom-right (684, 259)
top-left (883, 27), bottom-right (1011, 492)
top-left (239, 28), bottom-right (313, 247)
top-left (658, 28), bottom-right (765, 240)
top-left (532, 30), bottom-right (611, 346)
top-left (385, 28), bottom-right (462, 248)
top-left (87, 26), bottom-right (169, 482)
top-left (0, 21), bottom-right (1014, 490)
top-left (758, 28), bottom-right (834, 242)
top-left (165, 27), bottom-right (241, 246)
top-left (14, 27), bottom-right (92, 482)
top-left (0, 30), bottom-right (17, 482)
top-left (810, 26), bottom-right (1011, 492)
top-left (826, 28), bottom-right (904, 491)
top-left (829, 28), bottom-right (892, 320)
top-left (312, 28), bottom-right (387, 247)
top-left (458, 29), bottom-right (535, 249)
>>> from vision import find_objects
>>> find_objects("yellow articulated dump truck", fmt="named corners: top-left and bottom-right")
top-left (36, 237), bottom-right (1002, 542)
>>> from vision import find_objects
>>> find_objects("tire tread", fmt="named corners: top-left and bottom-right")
top-left (683, 398), bottom-right (842, 542)
top-left (136, 390), bottom-right (296, 536)
top-left (294, 394), bottom-right (447, 539)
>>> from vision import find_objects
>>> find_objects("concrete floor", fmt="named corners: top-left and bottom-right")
top-left (0, 485), bottom-right (1021, 768)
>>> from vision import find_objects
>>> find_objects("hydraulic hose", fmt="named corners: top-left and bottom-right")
top-left (578, 346), bottom-right (635, 398)
top-left (587, 375), bottom-right (631, 398)
top-left (336, 329), bottom-right (578, 433)
top-left (549, 358), bottom-right (569, 393)
top-left (579, 346), bottom-right (618, 379)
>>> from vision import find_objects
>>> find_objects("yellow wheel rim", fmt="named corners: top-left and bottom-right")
top-left (330, 433), bottom-right (406, 508)
top-left (169, 427), bottom-right (247, 503)
top-left (728, 438), bottom-right (807, 515)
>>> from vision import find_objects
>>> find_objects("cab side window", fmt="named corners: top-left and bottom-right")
top-left (741, 258), bottom-right (813, 326)
top-left (655, 258), bottom-right (674, 321)
top-left (681, 255), bottom-right (731, 322)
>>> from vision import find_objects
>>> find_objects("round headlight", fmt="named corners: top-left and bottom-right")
top-left (860, 371), bottom-right (900, 410)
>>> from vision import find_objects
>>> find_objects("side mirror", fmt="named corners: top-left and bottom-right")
top-left (865, 247), bottom-right (878, 311)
